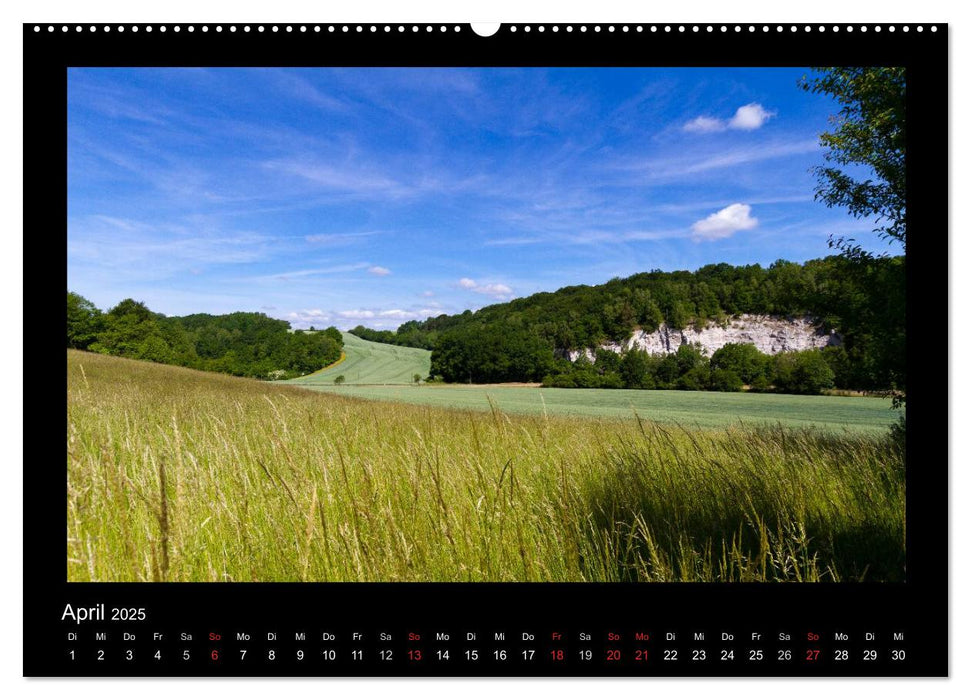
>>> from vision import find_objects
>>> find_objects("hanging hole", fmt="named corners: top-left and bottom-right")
top-left (471, 23), bottom-right (500, 37)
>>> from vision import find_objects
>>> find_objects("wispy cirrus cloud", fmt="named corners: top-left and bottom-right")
top-left (267, 69), bottom-right (351, 113)
top-left (305, 231), bottom-right (381, 246)
top-left (616, 139), bottom-right (820, 180)
top-left (68, 215), bottom-right (276, 276)
top-left (263, 159), bottom-right (413, 199)
top-left (259, 262), bottom-right (372, 281)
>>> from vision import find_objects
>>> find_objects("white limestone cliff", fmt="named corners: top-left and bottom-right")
top-left (565, 314), bottom-right (841, 362)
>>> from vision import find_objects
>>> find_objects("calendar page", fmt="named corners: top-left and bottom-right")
top-left (25, 20), bottom-right (947, 677)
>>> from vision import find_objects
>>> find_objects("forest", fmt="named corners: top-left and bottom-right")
top-left (540, 342), bottom-right (842, 395)
top-left (352, 255), bottom-right (905, 394)
top-left (66, 294), bottom-right (343, 380)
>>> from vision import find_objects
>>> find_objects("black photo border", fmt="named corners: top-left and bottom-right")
top-left (25, 21), bottom-right (948, 677)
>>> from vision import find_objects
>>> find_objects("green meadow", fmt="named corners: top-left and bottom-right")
top-left (68, 350), bottom-right (905, 583)
top-left (305, 383), bottom-right (896, 433)
top-left (284, 332), bottom-right (431, 385)
top-left (286, 333), bottom-right (896, 432)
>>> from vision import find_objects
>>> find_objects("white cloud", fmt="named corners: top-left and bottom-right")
top-left (479, 283), bottom-right (513, 298)
top-left (368, 266), bottom-right (391, 276)
top-left (334, 307), bottom-right (445, 324)
top-left (260, 262), bottom-right (371, 281)
top-left (691, 203), bottom-right (758, 241)
top-left (456, 278), bottom-right (513, 299)
top-left (286, 309), bottom-right (332, 325)
top-left (421, 290), bottom-right (435, 297)
top-left (682, 102), bottom-right (775, 133)
top-left (729, 103), bottom-right (776, 130)
top-left (682, 116), bottom-right (726, 134)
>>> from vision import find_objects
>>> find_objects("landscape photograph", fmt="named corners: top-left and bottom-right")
top-left (67, 66), bottom-right (906, 583)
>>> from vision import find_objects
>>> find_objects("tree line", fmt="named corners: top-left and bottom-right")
top-left (348, 255), bottom-right (903, 393)
top-left (67, 293), bottom-right (343, 379)
top-left (542, 343), bottom-right (840, 395)
top-left (348, 321), bottom-right (437, 350)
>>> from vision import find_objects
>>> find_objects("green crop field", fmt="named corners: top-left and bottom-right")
top-left (300, 383), bottom-right (897, 433)
top-left (68, 350), bottom-right (905, 583)
top-left (284, 332), bottom-right (431, 386)
top-left (288, 335), bottom-right (897, 432)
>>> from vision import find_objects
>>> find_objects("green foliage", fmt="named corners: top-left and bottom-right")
top-left (67, 292), bottom-right (104, 350)
top-left (545, 373), bottom-right (576, 389)
top-left (431, 323), bottom-right (554, 383)
top-left (334, 375), bottom-right (346, 385)
top-left (542, 350), bottom-right (634, 390)
top-left (598, 372), bottom-right (625, 389)
top-left (771, 350), bottom-right (837, 395)
top-left (821, 345), bottom-right (853, 388)
top-left (68, 294), bottom-right (343, 379)
top-left (545, 344), bottom-right (841, 396)
top-left (677, 364), bottom-right (711, 391)
top-left (89, 299), bottom-right (172, 363)
top-left (594, 347), bottom-right (621, 375)
top-left (749, 374), bottom-right (771, 393)
top-left (349, 322), bottom-right (438, 350)
top-left (655, 355), bottom-right (680, 387)
top-left (798, 69), bottom-right (907, 401)
top-left (675, 342), bottom-right (707, 374)
top-left (619, 349), bottom-right (655, 390)
top-left (711, 343), bottom-right (770, 384)
top-left (709, 368), bottom-right (743, 392)
top-left (800, 67), bottom-right (906, 247)
top-left (323, 326), bottom-right (343, 345)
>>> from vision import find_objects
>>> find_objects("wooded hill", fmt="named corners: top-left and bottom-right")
top-left (67, 294), bottom-right (343, 380)
top-left (353, 255), bottom-right (905, 393)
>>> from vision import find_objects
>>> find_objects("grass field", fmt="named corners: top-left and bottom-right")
top-left (67, 350), bottom-right (905, 583)
top-left (284, 332), bottom-right (431, 385)
top-left (299, 384), bottom-right (897, 433)
top-left (288, 334), bottom-right (897, 433)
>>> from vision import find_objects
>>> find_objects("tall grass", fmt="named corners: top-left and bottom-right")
top-left (67, 350), bottom-right (905, 583)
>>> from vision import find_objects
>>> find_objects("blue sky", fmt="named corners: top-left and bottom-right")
top-left (67, 67), bottom-right (900, 330)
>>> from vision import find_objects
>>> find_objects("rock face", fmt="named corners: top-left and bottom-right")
top-left (565, 314), bottom-right (841, 362)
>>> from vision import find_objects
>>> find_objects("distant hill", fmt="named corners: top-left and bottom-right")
top-left (284, 332), bottom-right (431, 386)
top-left (67, 293), bottom-right (344, 380)
top-left (351, 255), bottom-right (905, 392)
